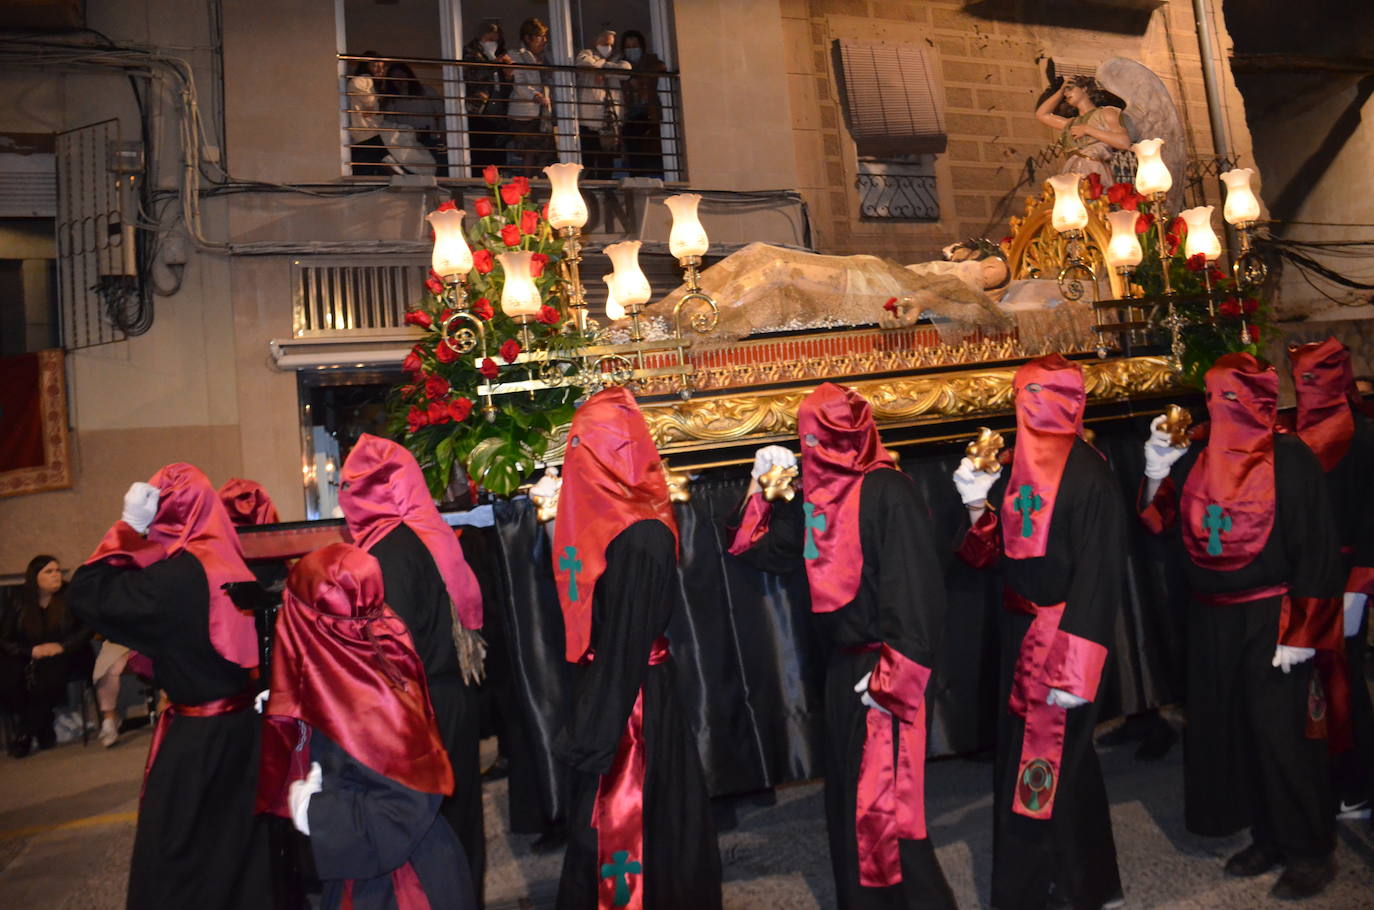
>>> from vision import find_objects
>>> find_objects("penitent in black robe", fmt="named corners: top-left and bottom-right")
top-left (959, 440), bottom-right (1124, 910)
top-left (553, 519), bottom-right (722, 910)
top-left (366, 523), bottom-right (484, 899)
top-left (69, 553), bottom-right (270, 910)
top-left (1145, 434), bottom-right (1343, 857)
top-left (1325, 413), bottom-right (1374, 807)
top-left (306, 730), bottom-right (474, 910)
top-left (736, 469), bottom-right (955, 910)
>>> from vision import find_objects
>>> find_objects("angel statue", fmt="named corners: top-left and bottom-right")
top-left (1035, 57), bottom-right (1187, 210)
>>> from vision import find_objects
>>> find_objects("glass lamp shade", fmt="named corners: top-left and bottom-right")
top-left (427, 209), bottom-right (473, 278)
top-left (1220, 168), bottom-right (1261, 226)
top-left (602, 274), bottom-right (626, 321)
top-left (1105, 210), bottom-right (1143, 269)
top-left (664, 193), bottom-right (710, 259)
top-left (1048, 174), bottom-right (1089, 233)
top-left (543, 162), bottom-right (589, 230)
top-left (1132, 138), bottom-right (1173, 196)
top-left (497, 251), bottom-right (542, 318)
top-left (604, 241), bottom-right (651, 306)
top-left (1180, 206), bottom-right (1222, 261)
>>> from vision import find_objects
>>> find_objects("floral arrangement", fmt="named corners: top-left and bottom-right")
top-left (387, 166), bottom-right (590, 496)
top-left (1090, 173), bottom-right (1270, 387)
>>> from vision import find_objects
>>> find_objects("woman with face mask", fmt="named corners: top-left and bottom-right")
top-left (462, 19), bottom-right (513, 176)
top-left (574, 28), bottom-right (631, 180)
top-left (507, 18), bottom-right (556, 172)
top-left (618, 30), bottom-right (666, 179)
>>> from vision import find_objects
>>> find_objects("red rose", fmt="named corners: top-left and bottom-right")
top-left (1220, 298), bottom-right (1241, 317)
top-left (1134, 212), bottom-right (1155, 234)
top-left (512, 175), bottom-right (531, 197)
top-left (425, 276), bottom-right (444, 296)
top-left (402, 348), bottom-right (423, 374)
top-left (474, 197), bottom-right (494, 218)
top-left (1208, 266), bottom-right (1227, 282)
top-left (482, 165), bottom-right (499, 186)
top-left (404, 309), bottom-right (433, 329)
top-left (479, 357), bottom-right (499, 379)
top-left (1106, 182), bottom-right (1134, 205)
top-left (472, 249), bottom-right (494, 274)
top-left (424, 374), bottom-right (450, 400)
top-left (500, 183), bottom-right (522, 206)
top-left (406, 406), bottom-right (428, 433)
top-left (500, 224), bottom-right (521, 246)
top-left (882, 297), bottom-right (898, 313)
top-left (1085, 172), bottom-right (1103, 200)
top-left (437, 307), bottom-right (455, 327)
top-left (472, 297), bottom-right (494, 320)
top-left (435, 199), bottom-right (458, 213)
top-left (1246, 324), bottom-right (1261, 343)
top-left (536, 305), bottom-right (561, 325)
top-left (500, 338), bottom-right (522, 363)
top-left (448, 397), bottom-right (473, 422)
top-left (1185, 252), bottom-right (1207, 272)
top-left (541, 203), bottom-right (551, 222)
top-left (400, 384), bottom-right (416, 397)
top-left (530, 252), bottom-right (549, 277)
top-left (435, 340), bottom-right (458, 364)
top-left (1243, 297), bottom-right (1259, 314)
top-left (427, 401), bottom-right (450, 425)
top-left (520, 209), bottom-right (539, 236)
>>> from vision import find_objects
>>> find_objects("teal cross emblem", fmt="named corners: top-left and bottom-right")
top-left (802, 502), bottom-right (827, 560)
top-left (559, 545), bottom-right (582, 601)
top-left (600, 850), bottom-right (642, 907)
top-left (1202, 504), bottom-right (1232, 556)
top-left (1012, 484), bottom-right (1043, 538)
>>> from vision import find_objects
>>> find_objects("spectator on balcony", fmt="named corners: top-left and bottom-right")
top-left (619, 30), bottom-right (666, 179)
top-left (575, 28), bottom-right (631, 180)
top-left (347, 55), bottom-right (391, 176)
top-left (462, 20), bottom-right (514, 177)
top-left (507, 18), bottom-right (556, 173)
top-left (384, 62), bottom-right (449, 178)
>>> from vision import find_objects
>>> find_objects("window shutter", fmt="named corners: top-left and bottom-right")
top-left (835, 40), bottom-right (946, 158)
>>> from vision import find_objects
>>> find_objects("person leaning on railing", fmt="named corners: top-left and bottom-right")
top-left (575, 28), bottom-right (631, 180)
top-left (462, 19), bottom-right (514, 177)
top-left (347, 54), bottom-right (391, 176)
top-left (507, 18), bottom-right (556, 172)
top-left (619, 30), bottom-right (666, 178)
top-left (384, 61), bottom-right (448, 178)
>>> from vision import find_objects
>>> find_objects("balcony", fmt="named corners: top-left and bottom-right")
top-left (338, 53), bottom-right (686, 182)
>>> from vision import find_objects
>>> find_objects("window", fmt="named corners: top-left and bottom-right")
top-left (856, 155), bottom-right (938, 221)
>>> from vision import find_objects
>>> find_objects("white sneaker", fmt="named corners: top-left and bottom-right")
top-left (99, 718), bottom-right (119, 748)
top-left (1337, 799), bottom-right (1370, 820)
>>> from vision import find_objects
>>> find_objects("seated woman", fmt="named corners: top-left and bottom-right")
top-left (258, 542), bottom-right (474, 910)
top-left (0, 555), bottom-right (92, 757)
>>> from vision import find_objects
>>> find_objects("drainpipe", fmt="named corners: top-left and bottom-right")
top-left (1192, 0), bottom-right (1235, 242)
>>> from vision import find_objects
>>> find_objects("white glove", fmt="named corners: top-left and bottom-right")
top-left (1344, 592), bottom-right (1369, 638)
top-left (952, 457), bottom-right (998, 507)
top-left (854, 671), bottom-right (890, 715)
top-left (1046, 688), bottom-right (1089, 709)
top-left (254, 689), bottom-right (270, 714)
top-left (288, 761), bottom-right (323, 836)
top-left (1143, 415), bottom-right (1189, 481)
top-left (751, 445), bottom-right (798, 481)
top-left (1271, 645), bottom-right (1317, 674)
top-left (121, 482), bottom-right (161, 534)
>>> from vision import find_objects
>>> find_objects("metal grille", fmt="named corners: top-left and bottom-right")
top-left (291, 256), bottom-right (429, 337)
top-left (857, 156), bottom-right (939, 221)
top-left (55, 119), bottom-right (129, 349)
top-left (1184, 154), bottom-right (1239, 209)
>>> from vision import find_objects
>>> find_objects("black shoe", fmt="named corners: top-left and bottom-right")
top-left (1225, 842), bottom-right (1283, 877)
top-left (1134, 718), bottom-right (1179, 761)
top-left (35, 729), bottom-right (56, 751)
top-left (6, 735), bottom-right (32, 759)
top-left (481, 755), bottom-right (509, 781)
top-left (530, 828), bottom-right (566, 854)
top-left (1271, 854), bottom-right (1336, 900)
top-left (1095, 722), bottom-right (1142, 749)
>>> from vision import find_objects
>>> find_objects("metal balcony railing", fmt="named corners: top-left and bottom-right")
top-left (339, 53), bottom-right (686, 182)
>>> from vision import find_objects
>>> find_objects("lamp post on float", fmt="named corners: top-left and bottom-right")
top-left (1220, 167), bottom-right (1266, 286)
top-left (544, 162), bottom-right (590, 331)
top-left (1132, 138), bottom-right (1174, 294)
top-left (428, 206), bottom-right (496, 419)
top-left (498, 250), bottom-right (542, 352)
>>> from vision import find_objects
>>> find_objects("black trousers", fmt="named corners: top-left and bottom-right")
top-left (1, 654), bottom-right (78, 744)
top-left (1335, 608), bottom-right (1374, 805)
top-left (579, 126), bottom-right (616, 181)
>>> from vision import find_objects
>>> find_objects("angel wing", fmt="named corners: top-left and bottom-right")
top-left (1096, 57), bottom-right (1187, 210)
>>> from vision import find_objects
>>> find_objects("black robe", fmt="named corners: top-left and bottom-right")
top-left (306, 730), bottom-right (474, 910)
top-left (1148, 434), bottom-right (1342, 857)
top-left (735, 468), bottom-right (956, 910)
top-left (69, 552), bottom-right (270, 910)
top-left (553, 519), bottom-right (722, 910)
top-left (961, 440), bottom-right (1124, 910)
top-left (1324, 413), bottom-right (1374, 807)
top-left (366, 523), bottom-right (484, 899)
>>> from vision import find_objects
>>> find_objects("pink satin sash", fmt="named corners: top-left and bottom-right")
top-left (1004, 589), bottom-right (1068, 821)
top-left (340, 862), bottom-right (431, 910)
top-left (590, 637), bottom-right (670, 910)
top-left (142, 692), bottom-right (253, 801)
